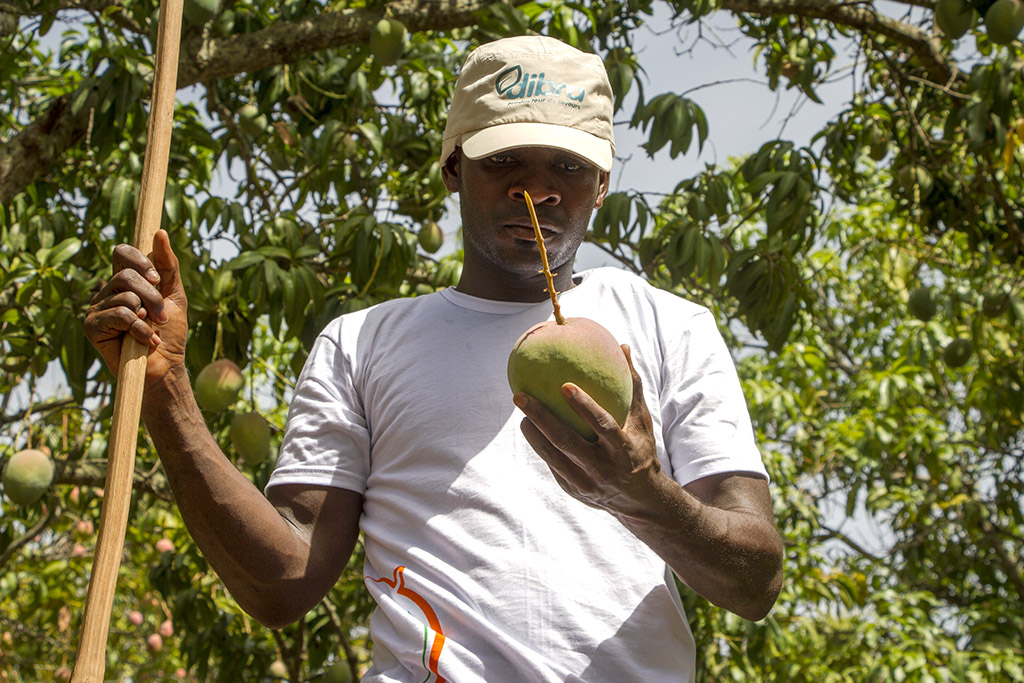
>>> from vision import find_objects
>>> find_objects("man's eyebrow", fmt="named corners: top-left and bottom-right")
top-left (559, 155), bottom-right (592, 168)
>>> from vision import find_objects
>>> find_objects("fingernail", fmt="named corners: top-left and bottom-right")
top-left (562, 384), bottom-right (577, 398)
top-left (150, 333), bottom-right (162, 347)
top-left (513, 393), bottom-right (527, 409)
top-left (155, 309), bottom-right (169, 323)
top-left (146, 268), bottom-right (160, 284)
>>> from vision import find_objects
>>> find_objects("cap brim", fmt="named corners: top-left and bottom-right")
top-left (458, 122), bottom-right (613, 172)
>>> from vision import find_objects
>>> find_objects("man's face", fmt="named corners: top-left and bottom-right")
top-left (442, 147), bottom-right (609, 291)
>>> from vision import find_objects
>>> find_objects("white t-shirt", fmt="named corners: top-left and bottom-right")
top-left (267, 267), bottom-right (767, 682)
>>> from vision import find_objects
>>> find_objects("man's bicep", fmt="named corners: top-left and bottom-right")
top-left (268, 484), bottom-right (364, 579)
top-left (684, 471), bottom-right (774, 521)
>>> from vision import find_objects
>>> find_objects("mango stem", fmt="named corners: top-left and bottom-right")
top-left (524, 190), bottom-right (566, 325)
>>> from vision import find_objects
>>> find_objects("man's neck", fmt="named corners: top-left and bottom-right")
top-left (454, 264), bottom-right (577, 303)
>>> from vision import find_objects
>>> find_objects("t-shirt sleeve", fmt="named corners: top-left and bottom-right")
top-left (659, 308), bottom-right (768, 486)
top-left (265, 326), bottom-right (371, 495)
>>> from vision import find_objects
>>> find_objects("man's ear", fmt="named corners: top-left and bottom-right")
top-left (594, 170), bottom-right (610, 208)
top-left (441, 149), bottom-right (461, 193)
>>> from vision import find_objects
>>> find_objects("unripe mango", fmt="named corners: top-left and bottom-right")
top-left (943, 338), bottom-right (973, 368)
top-left (985, 0), bottom-right (1024, 44)
top-left (369, 18), bottom-right (407, 66)
top-left (2, 448), bottom-right (55, 506)
top-left (508, 317), bottom-right (632, 441)
top-left (183, 0), bottom-right (219, 26)
top-left (908, 286), bottom-right (937, 322)
top-left (230, 412), bottom-right (271, 466)
top-left (194, 359), bottom-right (243, 413)
top-left (323, 660), bottom-right (353, 683)
top-left (935, 0), bottom-right (975, 39)
top-left (418, 220), bottom-right (444, 253)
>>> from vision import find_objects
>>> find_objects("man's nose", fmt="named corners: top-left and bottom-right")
top-left (509, 177), bottom-right (561, 206)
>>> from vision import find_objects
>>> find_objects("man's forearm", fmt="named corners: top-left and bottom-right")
top-left (613, 470), bottom-right (784, 621)
top-left (140, 366), bottom-right (317, 626)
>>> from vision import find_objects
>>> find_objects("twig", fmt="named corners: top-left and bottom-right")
top-left (524, 190), bottom-right (564, 325)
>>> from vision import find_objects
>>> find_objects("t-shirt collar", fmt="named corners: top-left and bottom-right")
top-left (440, 271), bottom-right (591, 314)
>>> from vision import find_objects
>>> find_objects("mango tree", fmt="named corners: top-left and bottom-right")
top-left (1, 0), bottom-right (1021, 680)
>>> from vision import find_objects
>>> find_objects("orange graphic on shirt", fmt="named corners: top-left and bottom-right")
top-left (369, 566), bottom-right (447, 683)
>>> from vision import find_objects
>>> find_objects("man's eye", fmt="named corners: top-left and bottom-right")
top-left (558, 158), bottom-right (589, 172)
top-left (489, 153), bottom-right (514, 164)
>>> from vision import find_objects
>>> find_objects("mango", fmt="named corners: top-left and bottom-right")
top-left (985, 0), bottom-right (1024, 44)
top-left (418, 220), bottom-right (444, 253)
top-left (194, 359), bottom-right (244, 413)
top-left (908, 286), bottom-right (938, 322)
top-left (369, 18), bottom-right (407, 66)
top-left (183, 0), bottom-right (219, 26)
top-left (943, 338), bottom-right (974, 368)
top-left (2, 448), bottom-right (55, 506)
top-left (323, 660), bottom-right (353, 683)
top-left (230, 411), bottom-right (271, 466)
top-left (935, 0), bottom-right (975, 39)
top-left (508, 317), bottom-right (632, 441)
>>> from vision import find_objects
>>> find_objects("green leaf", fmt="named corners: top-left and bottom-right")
top-left (70, 78), bottom-right (94, 116)
top-left (164, 180), bottom-right (184, 225)
top-left (109, 177), bottom-right (135, 227)
top-left (356, 122), bottom-right (384, 157)
top-left (227, 252), bottom-right (265, 271)
top-left (43, 237), bottom-right (82, 268)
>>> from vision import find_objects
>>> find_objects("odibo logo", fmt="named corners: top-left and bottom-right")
top-left (494, 65), bottom-right (586, 102)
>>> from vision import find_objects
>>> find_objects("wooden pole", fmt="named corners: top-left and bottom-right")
top-left (71, 0), bottom-right (183, 679)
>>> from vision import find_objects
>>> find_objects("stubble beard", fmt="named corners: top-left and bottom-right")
top-left (462, 213), bottom-right (588, 286)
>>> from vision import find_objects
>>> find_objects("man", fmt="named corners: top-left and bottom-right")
top-left (85, 35), bottom-right (783, 682)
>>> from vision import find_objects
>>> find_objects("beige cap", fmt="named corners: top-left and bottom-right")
top-left (441, 36), bottom-right (615, 172)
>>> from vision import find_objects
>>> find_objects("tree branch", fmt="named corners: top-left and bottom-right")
top-left (0, 503), bottom-right (55, 571)
top-left (813, 525), bottom-right (885, 561)
top-left (0, 0), bottom-right (527, 205)
top-left (58, 458), bottom-right (173, 501)
top-left (0, 397), bottom-right (80, 427)
top-left (178, 0), bottom-right (510, 86)
top-left (721, 0), bottom-right (959, 86)
top-left (0, 0), bottom-right (126, 38)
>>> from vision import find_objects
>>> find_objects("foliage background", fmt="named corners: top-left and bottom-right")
top-left (1, 0), bottom-right (1022, 680)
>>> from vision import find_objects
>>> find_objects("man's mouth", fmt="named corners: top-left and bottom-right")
top-left (505, 218), bottom-right (558, 242)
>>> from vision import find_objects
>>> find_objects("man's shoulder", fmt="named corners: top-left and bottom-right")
top-left (580, 267), bottom-right (709, 318)
top-left (316, 290), bottom-right (447, 342)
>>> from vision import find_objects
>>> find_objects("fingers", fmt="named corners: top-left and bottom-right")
top-left (94, 232), bottom-right (178, 324)
top-left (621, 344), bottom-right (654, 432)
top-left (111, 242), bottom-right (160, 287)
top-left (151, 229), bottom-right (184, 301)
top-left (518, 415), bottom-right (595, 499)
top-left (519, 416), bottom-right (575, 469)
top-left (514, 348), bottom-right (661, 516)
top-left (514, 391), bottom-right (591, 456)
top-left (91, 267), bottom-right (168, 323)
top-left (561, 383), bottom-right (626, 447)
top-left (85, 233), bottom-right (179, 369)
top-left (92, 290), bottom-right (145, 316)
top-left (86, 289), bottom-right (162, 344)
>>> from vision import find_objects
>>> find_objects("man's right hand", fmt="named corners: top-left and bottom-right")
top-left (84, 228), bottom-right (188, 388)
